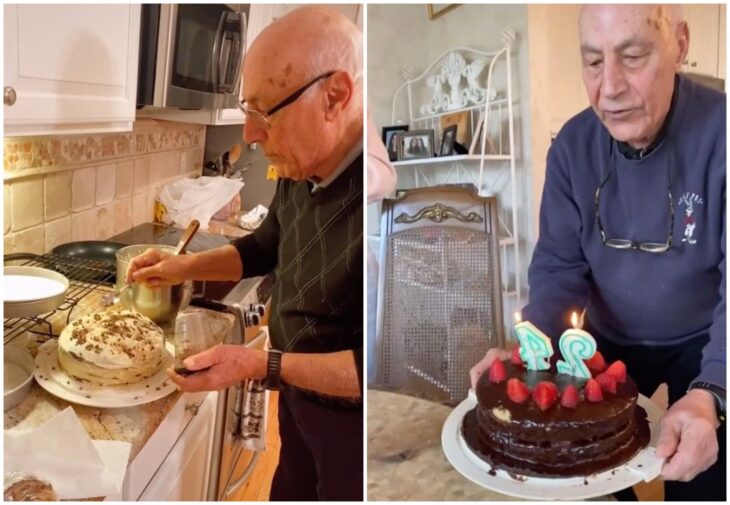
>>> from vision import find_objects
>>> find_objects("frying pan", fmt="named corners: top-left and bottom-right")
top-left (50, 241), bottom-right (126, 282)
top-left (51, 241), bottom-right (127, 265)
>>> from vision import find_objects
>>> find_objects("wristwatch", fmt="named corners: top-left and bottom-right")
top-left (689, 382), bottom-right (726, 423)
top-left (264, 349), bottom-right (283, 391)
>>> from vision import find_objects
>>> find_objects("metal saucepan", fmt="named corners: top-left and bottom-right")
top-left (3, 266), bottom-right (70, 319)
top-left (115, 245), bottom-right (193, 324)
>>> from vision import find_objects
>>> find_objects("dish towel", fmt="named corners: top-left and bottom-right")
top-left (238, 334), bottom-right (270, 451)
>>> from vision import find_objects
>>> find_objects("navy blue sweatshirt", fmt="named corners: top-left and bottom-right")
top-left (523, 75), bottom-right (726, 389)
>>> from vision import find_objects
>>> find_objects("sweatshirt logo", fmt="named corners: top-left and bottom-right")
top-left (678, 192), bottom-right (704, 245)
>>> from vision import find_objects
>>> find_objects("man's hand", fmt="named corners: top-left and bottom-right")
top-left (469, 347), bottom-right (511, 388)
top-left (656, 388), bottom-right (720, 482)
top-left (126, 248), bottom-right (191, 286)
top-left (167, 344), bottom-right (267, 392)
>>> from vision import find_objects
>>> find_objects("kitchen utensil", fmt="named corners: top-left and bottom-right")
top-left (51, 241), bottom-right (126, 265)
top-left (115, 245), bottom-right (193, 324)
top-left (3, 266), bottom-right (70, 319)
top-left (173, 220), bottom-right (200, 255)
top-left (173, 310), bottom-right (214, 368)
top-left (4, 345), bottom-right (35, 411)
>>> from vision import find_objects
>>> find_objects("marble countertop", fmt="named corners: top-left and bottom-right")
top-left (368, 388), bottom-right (519, 501)
top-left (368, 388), bottom-right (616, 502)
top-left (4, 307), bottom-right (236, 464)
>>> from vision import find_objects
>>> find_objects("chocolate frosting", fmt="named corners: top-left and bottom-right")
top-left (462, 361), bottom-right (651, 478)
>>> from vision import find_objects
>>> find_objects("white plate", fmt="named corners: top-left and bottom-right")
top-left (442, 392), bottom-right (665, 500)
top-left (34, 340), bottom-right (178, 408)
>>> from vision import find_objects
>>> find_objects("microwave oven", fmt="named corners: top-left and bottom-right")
top-left (137, 4), bottom-right (248, 110)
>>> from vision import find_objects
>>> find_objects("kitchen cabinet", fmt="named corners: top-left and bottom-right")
top-left (682, 4), bottom-right (724, 78)
top-left (137, 392), bottom-right (218, 501)
top-left (3, 4), bottom-right (140, 137)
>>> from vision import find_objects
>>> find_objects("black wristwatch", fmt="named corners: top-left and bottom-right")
top-left (689, 382), bottom-right (726, 424)
top-left (264, 349), bottom-right (283, 391)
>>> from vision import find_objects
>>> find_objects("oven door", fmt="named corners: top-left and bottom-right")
top-left (141, 4), bottom-right (246, 109)
top-left (209, 328), bottom-right (269, 500)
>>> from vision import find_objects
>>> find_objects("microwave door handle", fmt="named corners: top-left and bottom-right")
top-left (212, 11), bottom-right (226, 92)
top-left (229, 12), bottom-right (247, 96)
top-left (219, 11), bottom-right (246, 95)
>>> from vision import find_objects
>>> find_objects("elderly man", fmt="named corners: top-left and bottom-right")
top-left (127, 6), bottom-right (363, 501)
top-left (471, 5), bottom-right (725, 501)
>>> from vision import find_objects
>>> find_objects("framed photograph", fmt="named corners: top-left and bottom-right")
top-left (439, 125), bottom-right (458, 156)
top-left (440, 111), bottom-right (469, 145)
top-left (382, 125), bottom-right (409, 162)
top-left (397, 130), bottom-right (435, 160)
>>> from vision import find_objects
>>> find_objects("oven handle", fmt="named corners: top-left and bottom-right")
top-left (211, 11), bottom-right (226, 94)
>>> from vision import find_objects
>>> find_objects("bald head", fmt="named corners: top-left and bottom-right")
top-left (578, 4), bottom-right (689, 148)
top-left (240, 6), bottom-right (363, 182)
top-left (580, 4), bottom-right (684, 43)
top-left (244, 6), bottom-right (362, 105)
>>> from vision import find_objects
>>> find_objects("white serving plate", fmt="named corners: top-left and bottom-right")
top-left (34, 340), bottom-right (177, 408)
top-left (442, 391), bottom-right (665, 500)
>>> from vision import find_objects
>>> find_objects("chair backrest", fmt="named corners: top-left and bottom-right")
top-left (374, 185), bottom-right (504, 404)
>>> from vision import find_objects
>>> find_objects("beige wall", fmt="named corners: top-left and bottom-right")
top-left (3, 120), bottom-right (205, 255)
top-left (367, 4), bottom-right (534, 304)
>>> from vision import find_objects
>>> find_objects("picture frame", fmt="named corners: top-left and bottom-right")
top-left (397, 130), bottom-right (435, 160)
top-left (439, 125), bottom-right (458, 157)
top-left (440, 111), bottom-right (469, 145)
top-left (427, 4), bottom-right (461, 20)
top-left (382, 125), bottom-right (409, 162)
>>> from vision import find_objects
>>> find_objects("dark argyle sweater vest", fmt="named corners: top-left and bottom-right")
top-left (232, 154), bottom-right (364, 388)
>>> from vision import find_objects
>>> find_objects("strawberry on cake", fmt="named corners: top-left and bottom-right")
top-left (463, 348), bottom-right (650, 478)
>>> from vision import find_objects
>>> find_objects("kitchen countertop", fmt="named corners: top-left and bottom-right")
top-left (4, 306), bottom-right (236, 463)
top-left (367, 388), bottom-right (613, 501)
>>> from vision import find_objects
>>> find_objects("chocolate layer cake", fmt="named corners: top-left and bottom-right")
top-left (463, 360), bottom-right (650, 478)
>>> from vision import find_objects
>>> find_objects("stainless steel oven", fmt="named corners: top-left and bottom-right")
top-left (191, 275), bottom-right (274, 500)
top-left (137, 4), bottom-right (248, 110)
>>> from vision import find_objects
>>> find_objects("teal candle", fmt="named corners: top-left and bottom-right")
top-left (556, 313), bottom-right (597, 379)
top-left (514, 312), bottom-right (553, 371)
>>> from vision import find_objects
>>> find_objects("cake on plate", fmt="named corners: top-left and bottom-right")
top-left (58, 310), bottom-right (165, 386)
top-left (462, 348), bottom-right (650, 478)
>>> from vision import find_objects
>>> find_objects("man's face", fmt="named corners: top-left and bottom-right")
top-left (579, 5), bottom-right (687, 147)
top-left (241, 61), bottom-right (330, 181)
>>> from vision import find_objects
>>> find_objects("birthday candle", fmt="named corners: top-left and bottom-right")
top-left (514, 312), bottom-right (554, 371)
top-left (556, 312), bottom-right (597, 379)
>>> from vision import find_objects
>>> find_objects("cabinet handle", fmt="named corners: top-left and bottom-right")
top-left (4, 86), bottom-right (16, 106)
top-left (185, 402), bottom-right (201, 416)
top-left (691, 62), bottom-right (698, 68)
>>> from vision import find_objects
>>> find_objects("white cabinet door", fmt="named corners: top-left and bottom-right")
top-left (3, 4), bottom-right (140, 136)
top-left (139, 392), bottom-right (218, 501)
top-left (683, 4), bottom-right (721, 77)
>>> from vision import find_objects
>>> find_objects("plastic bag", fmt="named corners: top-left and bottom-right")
top-left (157, 177), bottom-right (244, 230)
top-left (237, 204), bottom-right (269, 231)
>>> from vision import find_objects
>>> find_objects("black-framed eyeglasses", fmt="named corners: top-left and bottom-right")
top-left (594, 139), bottom-right (674, 253)
top-left (238, 71), bottom-right (336, 129)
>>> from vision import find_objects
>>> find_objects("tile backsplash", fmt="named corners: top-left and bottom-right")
top-left (3, 119), bottom-right (205, 255)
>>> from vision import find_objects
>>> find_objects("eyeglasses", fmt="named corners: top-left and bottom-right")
top-left (238, 71), bottom-right (336, 129)
top-left (594, 140), bottom-right (674, 253)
